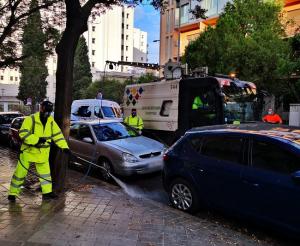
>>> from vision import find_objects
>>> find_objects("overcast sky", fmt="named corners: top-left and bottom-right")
top-left (134, 5), bottom-right (160, 64)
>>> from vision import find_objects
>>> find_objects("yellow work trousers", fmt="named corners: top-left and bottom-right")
top-left (9, 154), bottom-right (52, 196)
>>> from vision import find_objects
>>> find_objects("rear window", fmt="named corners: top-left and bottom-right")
top-left (11, 118), bottom-right (24, 129)
top-left (201, 135), bottom-right (244, 163)
top-left (0, 114), bottom-right (22, 124)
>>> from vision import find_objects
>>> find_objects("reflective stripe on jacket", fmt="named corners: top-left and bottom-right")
top-left (124, 115), bottom-right (144, 130)
top-left (19, 112), bottom-right (68, 163)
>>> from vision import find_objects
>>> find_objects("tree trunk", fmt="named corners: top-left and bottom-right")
top-left (51, 24), bottom-right (82, 193)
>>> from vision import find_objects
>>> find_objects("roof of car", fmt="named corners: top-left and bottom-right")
top-left (187, 123), bottom-right (300, 147)
top-left (72, 119), bottom-right (121, 125)
top-left (0, 112), bottom-right (22, 115)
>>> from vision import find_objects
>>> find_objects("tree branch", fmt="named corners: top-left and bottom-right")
top-left (0, 55), bottom-right (27, 67)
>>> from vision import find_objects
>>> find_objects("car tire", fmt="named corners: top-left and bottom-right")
top-left (98, 158), bottom-right (114, 182)
top-left (168, 178), bottom-right (200, 214)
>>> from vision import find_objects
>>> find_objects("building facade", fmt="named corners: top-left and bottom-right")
top-left (159, 0), bottom-right (300, 66)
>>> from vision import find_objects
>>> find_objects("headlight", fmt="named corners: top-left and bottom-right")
top-left (122, 153), bottom-right (139, 163)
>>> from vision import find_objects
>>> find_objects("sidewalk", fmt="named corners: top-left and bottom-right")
top-left (0, 146), bottom-right (287, 246)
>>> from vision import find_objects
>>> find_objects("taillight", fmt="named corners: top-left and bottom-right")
top-left (163, 154), bottom-right (169, 161)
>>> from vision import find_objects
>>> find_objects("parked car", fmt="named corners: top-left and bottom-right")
top-left (163, 123), bottom-right (300, 236)
top-left (0, 112), bottom-right (23, 143)
top-left (69, 120), bottom-right (165, 180)
top-left (8, 116), bottom-right (25, 149)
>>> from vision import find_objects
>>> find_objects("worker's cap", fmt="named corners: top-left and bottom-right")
top-left (41, 100), bottom-right (54, 112)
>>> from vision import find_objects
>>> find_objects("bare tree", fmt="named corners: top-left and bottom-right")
top-left (0, 0), bottom-right (62, 67)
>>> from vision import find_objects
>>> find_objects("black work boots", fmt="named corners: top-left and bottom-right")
top-left (42, 192), bottom-right (58, 200)
top-left (7, 195), bottom-right (16, 202)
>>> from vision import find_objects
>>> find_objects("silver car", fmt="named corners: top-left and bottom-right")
top-left (69, 120), bottom-right (165, 179)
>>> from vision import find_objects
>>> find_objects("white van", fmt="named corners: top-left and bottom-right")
top-left (71, 99), bottom-right (122, 121)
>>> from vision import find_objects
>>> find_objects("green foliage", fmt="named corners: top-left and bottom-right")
top-left (73, 36), bottom-right (92, 99)
top-left (184, 0), bottom-right (290, 93)
top-left (136, 73), bottom-right (158, 84)
top-left (84, 79), bottom-right (134, 104)
top-left (17, 0), bottom-right (48, 111)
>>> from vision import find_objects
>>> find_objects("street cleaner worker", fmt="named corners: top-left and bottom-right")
top-left (262, 108), bottom-right (283, 124)
top-left (8, 100), bottom-right (70, 202)
top-left (124, 108), bottom-right (143, 134)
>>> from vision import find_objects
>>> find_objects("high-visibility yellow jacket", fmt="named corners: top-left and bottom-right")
top-left (19, 112), bottom-right (68, 163)
top-left (192, 96), bottom-right (207, 110)
top-left (124, 115), bottom-right (144, 130)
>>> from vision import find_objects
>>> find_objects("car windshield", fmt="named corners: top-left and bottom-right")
top-left (223, 85), bottom-right (256, 123)
top-left (92, 122), bottom-right (139, 141)
top-left (224, 101), bottom-right (255, 123)
top-left (102, 106), bottom-right (115, 118)
top-left (0, 114), bottom-right (22, 124)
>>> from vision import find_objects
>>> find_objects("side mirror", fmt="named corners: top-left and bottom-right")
top-left (82, 137), bottom-right (93, 144)
top-left (291, 171), bottom-right (300, 185)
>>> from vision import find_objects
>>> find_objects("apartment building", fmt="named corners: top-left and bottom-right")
top-left (159, 0), bottom-right (300, 66)
top-left (133, 28), bottom-right (148, 63)
top-left (85, 6), bottom-right (148, 79)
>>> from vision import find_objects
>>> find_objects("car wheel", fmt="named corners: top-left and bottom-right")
top-left (169, 178), bottom-right (200, 213)
top-left (98, 158), bottom-right (114, 181)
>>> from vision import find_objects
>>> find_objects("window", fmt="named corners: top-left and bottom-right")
top-left (201, 136), bottom-right (244, 163)
top-left (10, 76), bottom-right (13, 81)
top-left (70, 123), bottom-right (80, 139)
top-left (92, 62), bottom-right (95, 67)
top-left (15, 77), bottom-right (18, 81)
top-left (12, 118), bottom-right (24, 130)
top-left (92, 38), bottom-right (95, 44)
top-left (94, 106), bottom-right (103, 118)
top-left (121, 34), bottom-right (124, 40)
top-left (126, 35), bottom-right (128, 40)
top-left (160, 100), bottom-right (173, 117)
top-left (126, 13), bottom-right (129, 18)
top-left (252, 140), bottom-right (300, 174)
top-left (0, 76), bottom-right (3, 80)
top-left (122, 12), bottom-right (124, 18)
top-left (78, 125), bottom-right (94, 141)
top-left (122, 23), bottom-right (124, 29)
top-left (121, 56), bottom-right (124, 61)
top-left (92, 26), bottom-right (95, 32)
top-left (126, 56), bottom-right (128, 61)
top-left (165, 37), bottom-right (169, 59)
top-left (126, 24), bottom-right (129, 29)
top-left (141, 57), bottom-right (144, 61)
top-left (92, 50), bottom-right (95, 55)
top-left (180, 4), bottom-right (189, 24)
top-left (141, 42), bottom-right (144, 46)
top-left (166, 10), bottom-right (170, 33)
top-left (76, 106), bottom-right (91, 117)
top-left (121, 45), bottom-right (124, 50)
top-left (126, 46), bottom-right (128, 51)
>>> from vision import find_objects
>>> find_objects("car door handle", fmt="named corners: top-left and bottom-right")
top-left (243, 179), bottom-right (259, 187)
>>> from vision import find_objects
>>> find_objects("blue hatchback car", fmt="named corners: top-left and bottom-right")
top-left (163, 124), bottom-right (300, 235)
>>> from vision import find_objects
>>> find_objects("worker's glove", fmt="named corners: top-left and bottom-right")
top-left (37, 137), bottom-right (47, 145)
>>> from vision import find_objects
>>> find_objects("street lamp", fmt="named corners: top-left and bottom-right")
top-left (153, 39), bottom-right (160, 43)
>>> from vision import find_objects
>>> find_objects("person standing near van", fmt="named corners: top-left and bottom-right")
top-left (124, 108), bottom-right (143, 133)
